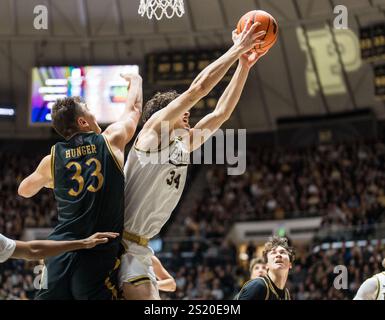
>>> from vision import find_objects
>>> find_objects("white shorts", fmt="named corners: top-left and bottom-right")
top-left (118, 241), bottom-right (157, 289)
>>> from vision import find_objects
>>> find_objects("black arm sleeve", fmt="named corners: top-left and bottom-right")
top-left (237, 278), bottom-right (267, 300)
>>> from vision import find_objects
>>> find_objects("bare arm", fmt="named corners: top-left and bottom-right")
top-left (103, 74), bottom-right (143, 154)
top-left (12, 232), bottom-right (119, 261)
top-left (353, 277), bottom-right (378, 300)
top-left (189, 61), bottom-right (249, 151)
top-left (18, 155), bottom-right (52, 198)
top-left (142, 21), bottom-right (265, 135)
top-left (189, 46), bottom-right (267, 151)
top-left (152, 255), bottom-right (176, 292)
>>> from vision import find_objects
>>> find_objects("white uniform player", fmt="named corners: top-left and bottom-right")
top-left (354, 270), bottom-right (385, 300)
top-left (118, 22), bottom-right (268, 299)
top-left (119, 137), bottom-right (189, 289)
top-left (0, 233), bottom-right (16, 263)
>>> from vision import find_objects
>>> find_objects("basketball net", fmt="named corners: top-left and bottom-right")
top-left (138, 0), bottom-right (185, 20)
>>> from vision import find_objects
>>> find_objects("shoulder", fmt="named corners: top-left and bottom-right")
top-left (37, 154), bottom-right (52, 174)
top-left (244, 277), bottom-right (268, 289)
top-left (135, 129), bottom-right (159, 151)
top-left (0, 233), bottom-right (15, 249)
top-left (237, 277), bottom-right (268, 300)
top-left (354, 276), bottom-right (379, 300)
top-left (366, 276), bottom-right (379, 287)
top-left (100, 132), bottom-right (116, 150)
top-left (0, 233), bottom-right (11, 245)
top-left (0, 233), bottom-right (16, 263)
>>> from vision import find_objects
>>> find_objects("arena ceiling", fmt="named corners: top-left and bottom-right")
top-left (0, 0), bottom-right (385, 136)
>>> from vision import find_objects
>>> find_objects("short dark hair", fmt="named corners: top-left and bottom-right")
top-left (249, 257), bottom-right (265, 273)
top-left (142, 90), bottom-right (180, 123)
top-left (51, 97), bottom-right (85, 139)
top-left (262, 236), bottom-right (295, 263)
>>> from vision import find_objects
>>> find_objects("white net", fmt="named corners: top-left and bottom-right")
top-left (138, 0), bottom-right (185, 20)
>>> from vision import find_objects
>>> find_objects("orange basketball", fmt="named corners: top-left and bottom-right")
top-left (236, 10), bottom-right (278, 52)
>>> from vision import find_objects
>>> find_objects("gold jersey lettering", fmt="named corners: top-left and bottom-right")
top-left (65, 144), bottom-right (97, 159)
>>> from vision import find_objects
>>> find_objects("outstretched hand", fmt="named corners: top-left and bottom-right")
top-left (232, 19), bottom-right (266, 55)
top-left (120, 73), bottom-right (142, 82)
top-left (232, 29), bottom-right (268, 68)
top-left (82, 232), bottom-right (119, 249)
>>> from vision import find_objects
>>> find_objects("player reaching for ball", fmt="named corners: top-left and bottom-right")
top-left (18, 73), bottom-right (142, 300)
top-left (119, 18), bottom-right (270, 300)
top-left (237, 10), bottom-right (278, 52)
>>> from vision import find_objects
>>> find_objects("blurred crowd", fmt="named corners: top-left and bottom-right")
top-left (0, 151), bottom-right (55, 300)
top-left (0, 152), bottom-right (57, 239)
top-left (178, 141), bottom-right (385, 239)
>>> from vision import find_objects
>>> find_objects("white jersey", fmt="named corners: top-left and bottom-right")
top-left (0, 233), bottom-right (16, 263)
top-left (374, 272), bottom-right (385, 300)
top-left (354, 272), bottom-right (385, 300)
top-left (123, 137), bottom-right (189, 240)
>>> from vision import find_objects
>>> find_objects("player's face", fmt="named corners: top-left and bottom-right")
top-left (266, 246), bottom-right (291, 271)
top-left (175, 111), bottom-right (190, 130)
top-left (79, 103), bottom-right (102, 134)
top-left (250, 263), bottom-right (267, 279)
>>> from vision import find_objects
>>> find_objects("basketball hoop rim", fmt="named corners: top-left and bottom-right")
top-left (138, 0), bottom-right (185, 20)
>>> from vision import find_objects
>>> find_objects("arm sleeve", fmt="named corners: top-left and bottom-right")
top-left (237, 278), bottom-right (268, 300)
top-left (353, 277), bottom-right (378, 300)
top-left (0, 233), bottom-right (16, 263)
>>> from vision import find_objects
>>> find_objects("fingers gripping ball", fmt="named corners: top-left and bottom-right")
top-left (236, 10), bottom-right (278, 52)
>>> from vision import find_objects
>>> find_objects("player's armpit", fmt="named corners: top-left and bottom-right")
top-left (18, 155), bottom-right (52, 198)
top-left (188, 112), bottom-right (225, 152)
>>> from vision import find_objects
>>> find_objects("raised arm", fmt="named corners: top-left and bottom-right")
top-left (143, 20), bottom-right (266, 134)
top-left (189, 43), bottom-right (267, 151)
top-left (18, 155), bottom-right (52, 198)
top-left (102, 73), bottom-right (143, 159)
top-left (12, 232), bottom-right (119, 261)
top-left (152, 255), bottom-right (176, 292)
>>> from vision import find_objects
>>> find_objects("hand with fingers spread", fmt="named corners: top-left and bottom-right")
top-left (81, 232), bottom-right (120, 249)
top-left (232, 19), bottom-right (266, 56)
top-left (232, 25), bottom-right (268, 68)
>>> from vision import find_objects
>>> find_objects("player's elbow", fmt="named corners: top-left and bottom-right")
top-left (213, 109), bottom-right (231, 123)
top-left (188, 80), bottom-right (209, 100)
top-left (21, 247), bottom-right (41, 261)
top-left (169, 278), bottom-right (176, 292)
top-left (163, 279), bottom-right (177, 292)
top-left (28, 244), bottom-right (46, 260)
top-left (18, 181), bottom-right (32, 198)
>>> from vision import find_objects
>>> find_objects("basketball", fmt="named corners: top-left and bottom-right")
top-left (236, 10), bottom-right (279, 52)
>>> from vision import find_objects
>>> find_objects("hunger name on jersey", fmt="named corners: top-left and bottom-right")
top-left (65, 144), bottom-right (97, 159)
